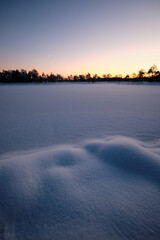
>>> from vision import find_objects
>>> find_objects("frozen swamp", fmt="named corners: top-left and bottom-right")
top-left (0, 83), bottom-right (160, 240)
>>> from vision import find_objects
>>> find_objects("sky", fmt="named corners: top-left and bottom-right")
top-left (0, 0), bottom-right (160, 77)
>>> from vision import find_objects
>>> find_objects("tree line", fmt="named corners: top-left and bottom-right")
top-left (0, 64), bottom-right (160, 83)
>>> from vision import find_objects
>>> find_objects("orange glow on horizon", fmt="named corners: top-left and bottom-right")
top-left (35, 41), bottom-right (160, 78)
top-left (0, 41), bottom-right (159, 78)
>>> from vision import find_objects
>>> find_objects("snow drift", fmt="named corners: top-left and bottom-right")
top-left (0, 136), bottom-right (160, 240)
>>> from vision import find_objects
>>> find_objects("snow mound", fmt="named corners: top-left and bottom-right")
top-left (85, 136), bottom-right (160, 184)
top-left (0, 136), bottom-right (160, 240)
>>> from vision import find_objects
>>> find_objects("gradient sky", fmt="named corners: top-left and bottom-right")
top-left (1, 0), bottom-right (160, 77)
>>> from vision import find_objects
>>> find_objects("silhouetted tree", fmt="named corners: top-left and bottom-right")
top-left (56, 74), bottom-right (63, 81)
top-left (85, 73), bottom-right (91, 80)
top-left (0, 65), bottom-right (159, 83)
top-left (125, 74), bottom-right (130, 79)
top-left (11, 70), bottom-right (22, 82)
top-left (138, 69), bottom-right (145, 78)
top-left (68, 75), bottom-right (73, 81)
top-left (49, 74), bottom-right (57, 82)
top-left (79, 75), bottom-right (85, 81)
top-left (148, 64), bottom-right (158, 77)
top-left (106, 73), bottom-right (112, 78)
top-left (93, 74), bottom-right (98, 79)
top-left (20, 69), bottom-right (28, 82)
top-left (42, 72), bottom-right (45, 78)
top-left (28, 69), bottom-right (39, 80)
top-left (74, 75), bottom-right (79, 81)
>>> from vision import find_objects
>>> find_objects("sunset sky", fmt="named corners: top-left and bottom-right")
top-left (1, 0), bottom-right (160, 77)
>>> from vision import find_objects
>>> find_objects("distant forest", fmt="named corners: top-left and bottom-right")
top-left (0, 64), bottom-right (160, 83)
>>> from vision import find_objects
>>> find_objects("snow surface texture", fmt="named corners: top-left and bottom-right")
top-left (0, 136), bottom-right (160, 240)
top-left (0, 83), bottom-right (160, 239)
top-left (0, 84), bottom-right (160, 154)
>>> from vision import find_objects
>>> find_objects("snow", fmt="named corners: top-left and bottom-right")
top-left (0, 83), bottom-right (160, 240)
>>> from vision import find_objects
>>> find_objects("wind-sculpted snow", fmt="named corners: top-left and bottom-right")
top-left (0, 136), bottom-right (160, 240)
top-left (85, 137), bottom-right (160, 185)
